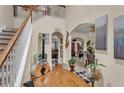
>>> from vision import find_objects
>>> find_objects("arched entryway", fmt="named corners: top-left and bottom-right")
top-left (71, 37), bottom-right (84, 59)
top-left (51, 32), bottom-right (63, 67)
top-left (70, 23), bottom-right (95, 67)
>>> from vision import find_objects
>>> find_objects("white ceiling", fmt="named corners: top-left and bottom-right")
top-left (71, 23), bottom-right (95, 34)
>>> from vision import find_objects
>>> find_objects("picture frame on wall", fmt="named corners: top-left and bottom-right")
top-left (95, 15), bottom-right (108, 50)
top-left (114, 15), bottom-right (124, 60)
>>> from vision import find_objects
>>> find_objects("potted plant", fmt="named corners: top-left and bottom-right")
top-left (68, 57), bottom-right (76, 72)
top-left (87, 59), bottom-right (106, 87)
top-left (86, 40), bottom-right (94, 53)
top-left (85, 40), bottom-right (95, 67)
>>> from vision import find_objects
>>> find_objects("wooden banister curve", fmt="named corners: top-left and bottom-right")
top-left (0, 12), bottom-right (31, 68)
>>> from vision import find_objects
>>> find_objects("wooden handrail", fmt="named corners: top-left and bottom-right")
top-left (0, 12), bottom-right (32, 68)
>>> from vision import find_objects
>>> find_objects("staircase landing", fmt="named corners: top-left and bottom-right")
top-left (33, 64), bottom-right (90, 87)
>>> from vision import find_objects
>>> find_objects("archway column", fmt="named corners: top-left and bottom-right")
top-left (69, 35), bottom-right (72, 60)
top-left (63, 32), bottom-right (66, 65)
top-left (49, 33), bottom-right (52, 70)
top-left (58, 41), bottom-right (61, 63)
top-left (64, 35), bottom-right (72, 69)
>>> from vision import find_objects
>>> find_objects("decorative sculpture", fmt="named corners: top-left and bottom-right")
top-left (65, 31), bottom-right (70, 49)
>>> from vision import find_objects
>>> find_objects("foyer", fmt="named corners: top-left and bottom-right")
top-left (32, 64), bottom-right (89, 87)
top-left (0, 5), bottom-right (124, 87)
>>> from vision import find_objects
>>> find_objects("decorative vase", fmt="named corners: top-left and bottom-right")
top-left (70, 64), bottom-right (75, 72)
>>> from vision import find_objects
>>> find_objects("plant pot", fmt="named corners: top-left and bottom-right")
top-left (90, 77), bottom-right (95, 87)
top-left (69, 64), bottom-right (75, 72)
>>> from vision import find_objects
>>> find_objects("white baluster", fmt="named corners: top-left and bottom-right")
top-left (0, 17), bottom-right (31, 87)
top-left (6, 57), bottom-right (9, 87)
top-left (11, 49), bottom-right (15, 86)
top-left (2, 63), bottom-right (5, 87)
top-left (13, 46), bottom-right (16, 82)
top-left (0, 67), bottom-right (2, 86)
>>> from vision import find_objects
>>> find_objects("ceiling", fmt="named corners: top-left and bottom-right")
top-left (71, 23), bottom-right (95, 34)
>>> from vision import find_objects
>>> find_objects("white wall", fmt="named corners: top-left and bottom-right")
top-left (32, 16), bottom-right (66, 69)
top-left (65, 5), bottom-right (124, 87)
top-left (50, 5), bottom-right (65, 18)
top-left (14, 17), bottom-right (32, 87)
top-left (21, 36), bottom-right (32, 85)
top-left (0, 6), bottom-right (14, 28)
top-left (14, 18), bottom-right (24, 28)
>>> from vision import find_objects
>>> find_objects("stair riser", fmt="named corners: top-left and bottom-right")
top-left (6, 28), bottom-right (17, 31)
top-left (0, 49), bottom-right (4, 51)
top-left (0, 46), bottom-right (5, 52)
top-left (0, 38), bottom-right (11, 40)
top-left (2, 29), bottom-right (16, 33)
top-left (0, 36), bottom-right (13, 38)
top-left (2, 31), bottom-right (16, 33)
top-left (0, 45), bottom-right (6, 47)
top-left (0, 34), bottom-right (14, 36)
top-left (0, 43), bottom-right (8, 45)
top-left (0, 40), bottom-right (10, 44)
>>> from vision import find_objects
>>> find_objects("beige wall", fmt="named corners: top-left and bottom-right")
top-left (14, 18), bottom-right (24, 28)
top-left (32, 16), bottom-right (66, 69)
top-left (65, 5), bottom-right (124, 87)
top-left (21, 36), bottom-right (32, 85)
top-left (0, 6), bottom-right (14, 28)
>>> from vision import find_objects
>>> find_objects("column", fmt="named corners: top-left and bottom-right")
top-left (58, 41), bottom-right (61, 63)
top-left (49, 34), bottom-right (52, 70)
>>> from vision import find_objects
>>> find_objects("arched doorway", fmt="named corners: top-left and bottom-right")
top-left (71, 37), bottom-right (84, 59)
top-left (51, 32), bottom-right (63, 67)
top-left (70, 23), bottom-right (95, 65)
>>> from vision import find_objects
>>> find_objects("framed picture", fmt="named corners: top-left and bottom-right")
top-left (114, 15), bottom-right (124, 59)
top-left (95, 15), bottom-right (108, 50)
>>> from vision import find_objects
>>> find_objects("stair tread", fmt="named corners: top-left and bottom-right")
top-left (0, 48), bottom-right (4, 51)
top-left (0, 40), bottom-right (10, 43)
top-left (0, 45), bottom-right (5, 48)
top-left (6, 28), bottom-right (18, 31)
top-left (0, 45), bottom-right (6, 47)
top-left (0, 45), bottom-right (6, 52)
top-left (0, 42), bottom-right (8, 45)
top-left (2, 30), bottom-right (16, 33)
top-left (0, 37), bottom-right (11, 40)
top-left (0, 49), bottom-right (4, 51)
top-left (0, 33), bottom-right (14, 36)
top-left (2, 31), bottom-right (15, 34)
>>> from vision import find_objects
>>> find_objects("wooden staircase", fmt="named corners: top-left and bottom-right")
top-left (0, 28), bottom-right (17, 54)
top-left (0, 7), bottom-right (32, 87)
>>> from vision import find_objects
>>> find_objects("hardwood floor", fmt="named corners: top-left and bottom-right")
top-left (33, 64), bottom-right (90, 87)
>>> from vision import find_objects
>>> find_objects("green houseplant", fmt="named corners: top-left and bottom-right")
top-left (87, 59), bottom-right (106, 87)
top-left (85, 40), bottom-right (95, 67)
top-left (86, 40), bottom-right (94, 53)
top-left (68, 57), bottom-right (76, 72)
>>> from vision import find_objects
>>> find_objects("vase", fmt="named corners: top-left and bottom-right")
top-left (70, 64), bottom-right (75, 72)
